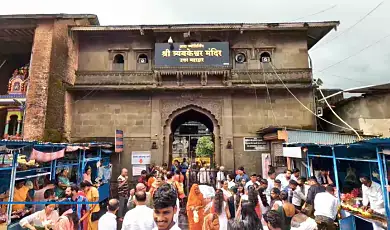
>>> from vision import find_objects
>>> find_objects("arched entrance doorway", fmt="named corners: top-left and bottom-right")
top-left (163, 105), bottom-right (220, 168)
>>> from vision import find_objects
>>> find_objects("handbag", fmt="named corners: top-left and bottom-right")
top-left (91, 208), bottom-right (104, 222)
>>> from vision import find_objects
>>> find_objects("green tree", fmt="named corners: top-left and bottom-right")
top-left (195, 136), bottom-right (214, 157)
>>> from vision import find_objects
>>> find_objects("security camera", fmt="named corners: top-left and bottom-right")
top-left (235, 53), bottom-right (246, 63)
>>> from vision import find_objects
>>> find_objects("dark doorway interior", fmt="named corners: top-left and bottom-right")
top-left (169, 109), bottom-right (214, 166)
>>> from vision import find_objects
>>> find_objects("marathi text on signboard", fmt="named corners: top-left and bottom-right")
top-left (243, 137), bottom-right (269, 151)
top-left (154, 42), bottom-right (230, 67)
top-left (131, 151), bottom-right (151, 165)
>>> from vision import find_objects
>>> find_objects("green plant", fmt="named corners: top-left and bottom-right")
top-left (195, 136), bottom-right (214, 157)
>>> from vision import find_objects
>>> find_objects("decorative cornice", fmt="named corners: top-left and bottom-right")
top-left (158, 70), bottom-right (229, 76)
top-left (68, 84), bottom-right (312, 91)
top-left (154, 65), bottom-right (232, 70)
top-left (76, 70), bottom-right (154, 77)
top-left (231, 68), bottom-right (312, 75)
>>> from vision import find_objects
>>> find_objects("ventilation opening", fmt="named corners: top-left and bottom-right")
top-left (137, 54), bottom-right (149, 64)
top-left (260, 52), bottom-right (271, 63)
top-left (235, 53), bottom-right (246, 63)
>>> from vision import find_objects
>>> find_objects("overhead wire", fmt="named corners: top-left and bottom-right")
top-left (291, 5), bottom-right (337, 22)
top-left (260, 62), bottom-right (279, 126)
top-left (311, 1), bottom-right (385, 51)
top-left (316, 33), bottom-right (390, 73)
top-left (269, 62), bottom-right (353, 131)
top-left (245, 61), bottom-right (259, 110)
top-left (317, 87), bottom-right (362, 140)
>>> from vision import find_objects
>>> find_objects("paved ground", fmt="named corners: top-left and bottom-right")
top-left (178, 209), bottom-right (189, 229)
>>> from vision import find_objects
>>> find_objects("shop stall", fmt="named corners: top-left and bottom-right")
top-left (288, 138), bottom-right (390, 230)
top-left (0, 140), bottom-right (112, 230)
top-left (53, 142), bottom-right (112, 202)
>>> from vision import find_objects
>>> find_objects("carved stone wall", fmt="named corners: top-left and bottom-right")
top-left (160, 94), bottom-right (224, 165)
top-left (161, 96), bottom-right (223, 126)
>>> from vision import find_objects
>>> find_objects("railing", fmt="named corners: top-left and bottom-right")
top-left (74, 68), bottom-right (312, 87)
top-left (186, 169), bottom-right (235, 190)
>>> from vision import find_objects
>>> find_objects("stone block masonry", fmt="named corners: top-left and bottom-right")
top-left (24, 20), bottom-right (78, 142)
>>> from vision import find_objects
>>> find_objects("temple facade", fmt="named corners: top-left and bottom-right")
top-left (0, 14), bottom-right (339, 174)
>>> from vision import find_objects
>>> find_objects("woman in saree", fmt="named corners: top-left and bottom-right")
top-left (187, 184), bottom-right (205, 230)
top-left (149, 175), bottom-right (165, 198)
top-left (56, 169), bottom-right (71, 198)
top-left (79, 182), bottom-right (99, 230)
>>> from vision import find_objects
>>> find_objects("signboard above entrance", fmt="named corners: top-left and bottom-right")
top-left (243, 137), bottom-right (269, 151)
top-left (154, 42), bottom-right (230, 67)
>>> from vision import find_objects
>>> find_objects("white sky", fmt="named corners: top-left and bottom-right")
top-left (1, 0), bottom-right (389, 89)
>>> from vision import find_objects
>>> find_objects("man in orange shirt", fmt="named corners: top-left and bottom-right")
top-left (13, 180), bottom-right (31, 211)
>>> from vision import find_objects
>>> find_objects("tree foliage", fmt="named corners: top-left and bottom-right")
top-left (195, 136), bottom-right (214, 157)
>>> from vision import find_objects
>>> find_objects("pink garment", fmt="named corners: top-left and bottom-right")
top-left (83, 174), bottom-right (92, 184)
top-left (34, 185), bottom-right (56, 202)
top-left (30, 148), bottom-right (65, 162)
top-left (54, 209), bottom-right (74, 230)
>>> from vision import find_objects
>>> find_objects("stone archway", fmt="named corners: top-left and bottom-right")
top-left (163, 105), bottom-right (221, 166)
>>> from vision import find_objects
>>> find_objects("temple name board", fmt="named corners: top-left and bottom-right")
top-left (154, 42), bottom-right (230, 67)
top-left (243, 137), bottom-right (269, 151)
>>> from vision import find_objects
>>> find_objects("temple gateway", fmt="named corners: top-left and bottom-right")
top-left (0, 14), bottom-right (338, 175)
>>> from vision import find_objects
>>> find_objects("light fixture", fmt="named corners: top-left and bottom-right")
top-left (151, 141), bottom-right (158, 149)
top-left (168, 36), bottom-right (173, 44)
top-left (168, 36), bottom-right (174, 51)
top-left (227, 140), bottom-right (232, 149)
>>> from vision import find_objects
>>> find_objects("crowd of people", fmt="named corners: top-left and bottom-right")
top-left (13, 160), bottom-right (386, 230)
top-left (105, 161), bottom-right (346, 230)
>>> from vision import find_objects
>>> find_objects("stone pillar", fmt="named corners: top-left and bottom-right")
top-left (150, 96), bottom-right (163, 165)
top-left (222, 95), bottom-right (234, 170)
top-left (24, 20), bottom-right (78, 142)
top-left (23, 22), bottom-right (54, 140)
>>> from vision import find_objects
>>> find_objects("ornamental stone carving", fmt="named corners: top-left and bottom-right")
top-left (161, 98), bottom-right (223, 127)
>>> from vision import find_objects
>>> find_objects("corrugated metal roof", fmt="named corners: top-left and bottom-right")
top-left (70, 21), bottom-right (339, 32)
top-left (286, 130), bottom-right (361, 145)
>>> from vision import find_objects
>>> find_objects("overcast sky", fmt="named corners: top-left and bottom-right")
top-left (1, 0), bottom-right (389, 89)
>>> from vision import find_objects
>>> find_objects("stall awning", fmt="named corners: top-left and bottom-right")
top-left (285, 130), bottom-right (360, 145)
top-left (257, 127), bottom-right (376, 145)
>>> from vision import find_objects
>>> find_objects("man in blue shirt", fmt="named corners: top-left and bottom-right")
top-left (65, 185), bottom-right (90, 230)
top-left (235, 166), bottom-right (249, 183)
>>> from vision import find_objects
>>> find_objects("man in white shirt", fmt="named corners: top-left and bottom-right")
top-left (314, 186), bottom-right (338, 230)
top-left (245, 173), bottom-right (260, 190)
top-left (153, 184), bottom-right (181, 230)
top-left (276, 169), bottom-right (292, 191)
top-left (122, 191), bottom-right (155, 230)
top-left (216, 166), bottom-right (226, 189)
top-left (98, 199), bottom-right (119, 230)
top-left (290, 168), bottom-right (300, 181)
top-left (266, 170), bottom-right (276, 204)
top-left (289, 180), bottom-right (306, 210)
top-left (127, 183), bottom-right (153, 210)
top-left (360, 175), bottom-right (386, 230)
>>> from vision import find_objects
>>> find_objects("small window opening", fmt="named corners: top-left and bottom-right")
top-left (113, 54), bottom-right (124, 71)
top-left (260, 52), bottom-right (271, 63)
top-left (137, 54), bottom-right (149, 64)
